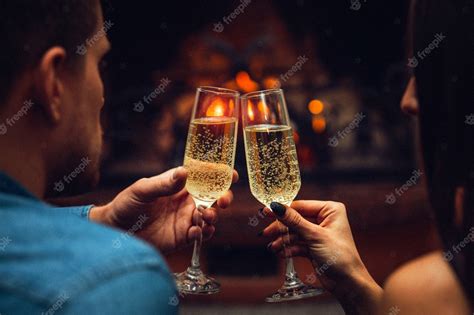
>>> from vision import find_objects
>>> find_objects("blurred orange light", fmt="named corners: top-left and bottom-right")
top-left (308, 99), bottom-right (324, 115)
top-left (236, 71), bottom-right (259, 93)
top-left (206, 98), bottom-right (225, 117)
top-left (263, 76), bottom-right (280, 89)
top-left (257, 100), bottom-right (271, 118)
top-left (312, 117), bottom-right (326, 133)
top-left (247, 103), bottom-right (255, 121)
top-left (293, 131), bottom-right (300, 143)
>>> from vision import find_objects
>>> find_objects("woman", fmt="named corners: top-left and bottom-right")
top-left (261, 0), bottom-right (473, 313)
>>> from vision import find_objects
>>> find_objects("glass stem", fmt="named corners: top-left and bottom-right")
top-left (191, 239), bottom-right (202, 269)
top-left (190, 204), bottom-right (205, 271)
top-left (278, 221), bottom-right (301, 286)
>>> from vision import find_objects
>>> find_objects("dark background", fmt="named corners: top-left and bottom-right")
top-left (97, 0), bottom-right (416, 187)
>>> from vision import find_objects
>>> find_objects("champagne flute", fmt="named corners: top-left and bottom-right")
top-left (174, 86), bottom-right (239, 294)
top-left (241, 88), bottom-right (324, 302)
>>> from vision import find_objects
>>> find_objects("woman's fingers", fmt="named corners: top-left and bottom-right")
top-left (262, 200), bottom-right (346, 226)
top-left (267, 234), bottom-right (300, 251)
top-left (291, 200), bottom-right (347, 224)
top-left (265, 202), bottom-right (319, 236)
top-left (276, 245), bottom-right (310, 258)
top-left (261, 221), bottom-right (286, 238)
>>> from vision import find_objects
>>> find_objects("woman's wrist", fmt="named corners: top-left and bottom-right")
top-left (335, 265), bottom-right (383, 315)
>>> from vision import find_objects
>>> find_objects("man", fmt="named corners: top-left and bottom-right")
top-left (0, 1), bottom-right (235, 314)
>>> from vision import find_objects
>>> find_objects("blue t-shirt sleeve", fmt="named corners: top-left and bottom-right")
top-left (50, 205), bottom-right (94, 219)
top-left (62, 269), bottom-right (178, 315)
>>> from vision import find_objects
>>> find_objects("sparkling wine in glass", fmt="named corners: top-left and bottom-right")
top-left (241, 88), bottom-right (324, 302)
top-left (174, 86), bottom-right (239, 295)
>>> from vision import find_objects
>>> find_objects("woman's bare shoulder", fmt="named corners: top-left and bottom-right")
top-left (378, 251), bottom-right (471, 315)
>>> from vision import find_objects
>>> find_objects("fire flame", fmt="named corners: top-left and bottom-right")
top-left (206, 98), bottom-right (225, 117)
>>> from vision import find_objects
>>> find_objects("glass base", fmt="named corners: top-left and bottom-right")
top-left (174, 267), bottom-right (220, 295)
top-left (265, 278), bottom-right (324, 303)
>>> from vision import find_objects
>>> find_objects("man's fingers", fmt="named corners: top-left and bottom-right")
top-left (187, 226), bottom-right (201, 244)
top-left (188, 224), bottom-right (214, 243)
top-left (202, 207), bottom-right (218, 225)
top-left (216, 190), bottom-right (233, 209)
top-left (131, 167), bottom-right (187, 202)
top-left (232, 170), bottom-right (239, 183)
top-left (202, 224), bottom-right (215, 241)
top-left (192, 207), bottom-right (203, 226)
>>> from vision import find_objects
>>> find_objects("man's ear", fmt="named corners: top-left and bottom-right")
top-left (34, 47), bottom-right (68, 124)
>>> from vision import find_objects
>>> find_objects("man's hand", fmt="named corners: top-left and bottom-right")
top-left (90, 167), bottom-right (238, 254)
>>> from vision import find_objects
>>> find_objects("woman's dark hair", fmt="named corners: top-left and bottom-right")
top-left (410, 0), bottom-right (473, 300)
top-left (0, 0), bottom-right (99, 103)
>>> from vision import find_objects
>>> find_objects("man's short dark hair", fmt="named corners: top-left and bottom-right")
top-left (0, 0), bottom-right (98, 103)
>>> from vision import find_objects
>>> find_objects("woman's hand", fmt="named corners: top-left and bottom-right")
top-left (261, 201), bottom-right (383, 314)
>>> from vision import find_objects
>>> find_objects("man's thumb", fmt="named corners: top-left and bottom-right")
top-left (270, 202), bottom-right (314, 235)
top-left (131, 167), bottom-right (187, 202)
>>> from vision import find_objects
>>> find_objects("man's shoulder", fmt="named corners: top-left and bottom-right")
top-left (0, 205), bottom-right (172, 309)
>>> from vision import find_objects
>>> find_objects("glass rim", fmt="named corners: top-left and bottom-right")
top-left (197, 86), bottom-right (240, 96)
top-left (240, 88), bottom-right (283, 100)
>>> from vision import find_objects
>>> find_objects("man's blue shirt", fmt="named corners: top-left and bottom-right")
top-left (0, 172), bottom-right (178, 314)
